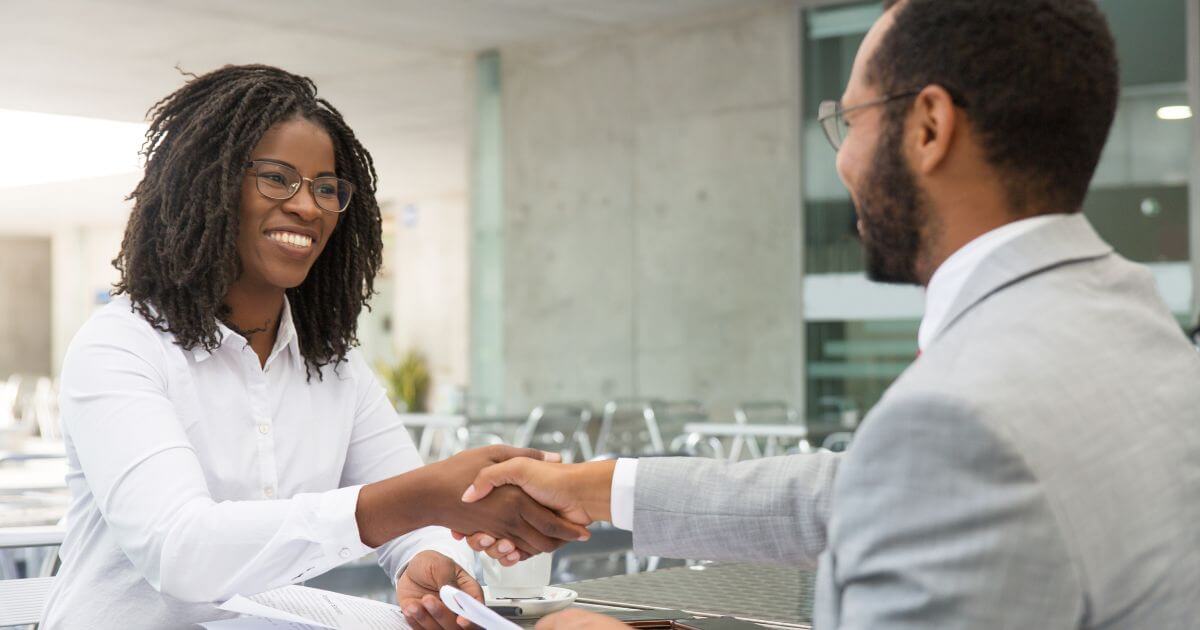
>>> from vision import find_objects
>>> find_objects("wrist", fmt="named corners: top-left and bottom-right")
top-left (357, 469), bottom-right (438, 547)
top-left (576, 460), bottom-right (616, 522)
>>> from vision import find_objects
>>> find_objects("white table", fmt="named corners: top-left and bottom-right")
top-left (681, 423), bottom-right (812, 460)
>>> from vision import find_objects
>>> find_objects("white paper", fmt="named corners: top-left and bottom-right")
top-left (200, 617), bottom-right (328, 630)
top-left (439, 585), bottom-right (522, 630)
top-left (217, 584), bottom-right (412, 630)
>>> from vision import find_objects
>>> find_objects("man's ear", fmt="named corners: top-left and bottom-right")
top-left (908, 84), bottom-right (959, 175)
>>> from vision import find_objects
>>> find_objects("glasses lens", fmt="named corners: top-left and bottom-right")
top-left (254, 162), bottom-right (301, 199)
top-left (817, 101), bottom-right (842, 151)
top-left (312, 177), bottom-right (354, 213)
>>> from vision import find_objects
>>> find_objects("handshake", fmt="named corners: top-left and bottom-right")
top-left (453, 449), bottom-right (616, 565)
top-left (358, 445), bottom-right (615, 564)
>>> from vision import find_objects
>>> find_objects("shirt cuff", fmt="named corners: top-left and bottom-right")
top-left (609, 458), bottom-right (638, 531)
top-left (317, 484), bottom-right (375, 563)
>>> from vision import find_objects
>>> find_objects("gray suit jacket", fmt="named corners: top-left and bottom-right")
top-left (632, 214), bottom-right (1200, 628)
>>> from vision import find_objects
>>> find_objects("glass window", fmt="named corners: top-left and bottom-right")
top-left (801, 0), bottom-right (1196, 420)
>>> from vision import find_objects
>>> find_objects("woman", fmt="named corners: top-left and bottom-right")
top-left (41, 65), bottom-right (584, 629)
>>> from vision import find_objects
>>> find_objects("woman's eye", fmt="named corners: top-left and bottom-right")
top-left (261, 173), bottom-right (288, 185)
top-left (316, 184), bottom-right (337, 197)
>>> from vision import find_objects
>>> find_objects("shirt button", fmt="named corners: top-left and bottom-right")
top-left (339, 548), bottom-right (352, 559)
top-left (263, 486), bottom-right (275, 498)
top-left (258, 424), bottom-right (270, 435)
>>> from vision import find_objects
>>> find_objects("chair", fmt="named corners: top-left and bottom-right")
top-left (734, 401), bottom-right (810, 458)
top-left (0, 525), bottom-right (65, 628)
top-left (594, 399), bottom-right (663, 457)
top-left (821, 431), bottom-right (855, 453)
top-left (26, 379), bottom-right (60, 442)
top-left (0, 576), bottom-right (54, 627)
top-left (513, 403), bottom-right (594, 463)
top-left (650, 400), bottom-right (710, 454)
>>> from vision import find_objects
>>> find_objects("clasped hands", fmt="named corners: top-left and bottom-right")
top-left (361, 447), bottom-right (612, 630)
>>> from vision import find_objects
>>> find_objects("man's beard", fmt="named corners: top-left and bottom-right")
top-left (854, 117), bottom-right (930, 285)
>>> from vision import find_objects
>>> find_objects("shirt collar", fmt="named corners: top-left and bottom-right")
top-left (188, 296), bottom-right (300, 365)
top-left (918, 213), bottom-right (1067, 351)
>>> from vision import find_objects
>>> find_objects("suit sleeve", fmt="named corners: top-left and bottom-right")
top-left (631, 452), bottom-right (841, 568)
top-left (821, 390), bottom-right (1083, 629)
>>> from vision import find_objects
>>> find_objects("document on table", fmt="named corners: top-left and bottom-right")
top-left (198, 584), bottom-right (412, 630)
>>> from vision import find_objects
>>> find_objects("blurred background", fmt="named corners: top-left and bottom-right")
top-left (1, 0), bottom-right (1198, 605)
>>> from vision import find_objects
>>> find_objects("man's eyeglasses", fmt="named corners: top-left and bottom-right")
top-left (244, 160), bottom-right (354, 214)
top-left (817, 91), bottom-right (920, 152)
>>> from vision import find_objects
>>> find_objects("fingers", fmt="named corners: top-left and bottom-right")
top-left (461, 458), bottom-right (533, 503)
top-left (402, 595), bottom-right (462, 630)
top-left (463, 532), bottom-right (496, 552)
top-left (523, 503), bottom-right (591, 542)
top-left (463, 532), bottom-right (520, 564)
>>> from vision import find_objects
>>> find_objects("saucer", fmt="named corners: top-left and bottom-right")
top-left (483, 585), bottom-right (577, 618)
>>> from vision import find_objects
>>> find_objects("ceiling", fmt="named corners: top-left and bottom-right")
top-left (0, 0), bottom-right (752, 234)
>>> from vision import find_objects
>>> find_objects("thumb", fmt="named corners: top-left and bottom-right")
top-left (455, 567), bottom-right (484, 601)
top-left (460, 458), bottom-right (533, 503)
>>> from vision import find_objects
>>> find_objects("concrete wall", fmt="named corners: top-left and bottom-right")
top-left (497, 1), bottom-right (804, 419)
top-left (0, 237), bottom-right (52, 377)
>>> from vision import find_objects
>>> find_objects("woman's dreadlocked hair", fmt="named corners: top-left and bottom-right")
top-left (113, 64), bottom-right (384, 378)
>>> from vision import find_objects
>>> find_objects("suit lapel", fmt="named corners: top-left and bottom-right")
top-left (931, 213), bottom-right (1113, 346)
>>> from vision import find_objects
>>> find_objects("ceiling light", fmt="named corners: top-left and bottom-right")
top-left (0, 109), bottom-right (148, 189)
top-left (1156, 105), bottom-right (1193, 121)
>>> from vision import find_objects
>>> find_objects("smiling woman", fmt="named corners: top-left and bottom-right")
top-left (42, 65), bottom-right (586, 630)
top-left (112, 64), bottom-right (383, 376)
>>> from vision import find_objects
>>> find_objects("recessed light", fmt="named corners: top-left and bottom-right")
top-left (1156, 105), bottom-right (1193, 121)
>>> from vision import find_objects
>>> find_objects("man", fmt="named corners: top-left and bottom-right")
top-left (461, 0), bottom-right (1200, 627)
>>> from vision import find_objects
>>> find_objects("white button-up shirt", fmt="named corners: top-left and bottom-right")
top-left (42, 296), bottom-right (471, 629)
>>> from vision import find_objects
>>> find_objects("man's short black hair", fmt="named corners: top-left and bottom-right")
top-left (874, 0), bottom-right (1119, 213)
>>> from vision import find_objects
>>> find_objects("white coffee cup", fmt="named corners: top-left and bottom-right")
top-left (481, 552), bottom-right (553, 599)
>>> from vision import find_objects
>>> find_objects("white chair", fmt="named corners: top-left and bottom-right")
top-left (513, 403), bottom-right (594, 463)
top-left (0, 576), bottom-right (54, 627)
top-left (0, 525), bottom-right (65, 628)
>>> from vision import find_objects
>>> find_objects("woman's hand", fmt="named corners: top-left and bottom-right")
top-left (396, 550), bottom-right (479, 630)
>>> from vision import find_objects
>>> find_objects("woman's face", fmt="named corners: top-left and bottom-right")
top-left (235, 116), bottom-right (341, 292)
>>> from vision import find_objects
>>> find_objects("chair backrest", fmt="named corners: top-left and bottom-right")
top-left (515, 403), bottom-right (594, 461)
top-left (0, 576), bottom-right (54, 626)
top-left (0, 525), bottom-right (64, 626)
top-left (595, 398), bottom-right (663, 456)
top-left (651, 400), bottom-right (709, 452)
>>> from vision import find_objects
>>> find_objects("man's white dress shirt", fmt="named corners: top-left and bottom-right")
top-left (608, 214), bottom-right (1070, 530)
top-left (42, 296), bottom-right (472, 629)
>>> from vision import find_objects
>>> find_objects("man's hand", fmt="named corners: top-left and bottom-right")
top-left (453, 459), bottom-right (616, 565)
top-left (536, 609), bottom-right (630, 630)
top-left (357, 446), bottom-right (591, 557)
top-left (396, 550), bottom-right (479, 630)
